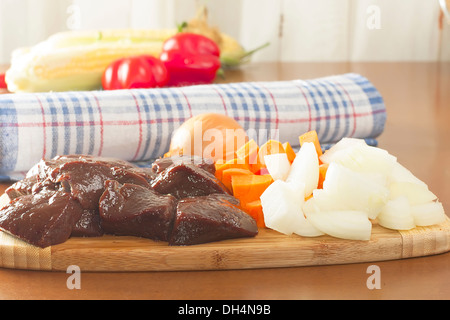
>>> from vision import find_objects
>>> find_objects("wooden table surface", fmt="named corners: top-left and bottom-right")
top-left (0, 62), bottom-right (449, 300)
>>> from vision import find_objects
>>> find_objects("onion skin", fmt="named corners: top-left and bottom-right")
top-left (166, 113), bottom-right (248, 162)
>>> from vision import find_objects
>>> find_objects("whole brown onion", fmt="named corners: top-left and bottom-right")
top-left (166, 113), bottom-right (248, 162)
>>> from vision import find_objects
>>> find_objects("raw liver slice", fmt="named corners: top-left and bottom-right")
top-left (99, 180), bottom-right (177, 242)
top-left (151, 163), bottom-right (229, 199)
top-left (0, 190), bottom-right (84, 248)
top-left (169, 194), bottom-right (258, 246)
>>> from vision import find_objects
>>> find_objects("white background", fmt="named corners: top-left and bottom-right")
top-left (1, 0), bottom-right (450, 64)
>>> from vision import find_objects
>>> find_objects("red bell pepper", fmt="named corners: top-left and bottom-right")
top-left (159, 33), bottom-right (221, 87)
top-left (102, 55), bottom-right (169, 90)
top-left (0, 73), bottom-right (7, 89)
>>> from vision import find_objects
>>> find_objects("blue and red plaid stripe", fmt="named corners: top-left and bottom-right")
top-left (0, 73), bottom-right (386, 181)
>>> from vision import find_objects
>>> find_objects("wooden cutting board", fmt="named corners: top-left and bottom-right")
top-left (0, 193), bottom-right (449, 272)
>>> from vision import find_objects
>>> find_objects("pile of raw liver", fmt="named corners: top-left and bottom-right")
top-left (0, 155), bottom-right (258, 248)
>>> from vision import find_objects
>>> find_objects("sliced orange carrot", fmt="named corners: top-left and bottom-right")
top-left (282, 141), bottom-right (296, 163)
top-left (214, 158), bottom-right (250, 180)
top-left (299, 130), bottom-right (323, 158)
top-left (242, 199), bottom-right (266, 228)
top-left (221, 168), bottom-right (254, 192)
top-left (318, 163), bottom-right (329, 189)
top-left (235, 139), bottom-right (259, 165)
top-left (231, 174), bottom-right (273, 205)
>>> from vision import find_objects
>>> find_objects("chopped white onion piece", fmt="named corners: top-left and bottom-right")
top-left (264, 153), bottom-right (291, 181)
top-left (304, 207), bottom-right (372, 241)
top-left (389, 182), bottom-right (437, 205)
top-left (260, 180), bottom-right (304, 235)
top-left (377, 196), bottom-right (415, 230)
top-left (411, 201), bottom-right (446, 227)
top-left (260, 180), bottom-right (323, 237)
top-left (322, 162), bottom-right (389, 219)
top-left (285, 142), bottom-right (319, 197)
top-left (319, 138), bottom-right (367, 164)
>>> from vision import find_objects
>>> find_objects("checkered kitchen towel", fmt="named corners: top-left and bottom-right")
top-left (0, 73), bottom-right (386, 181)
